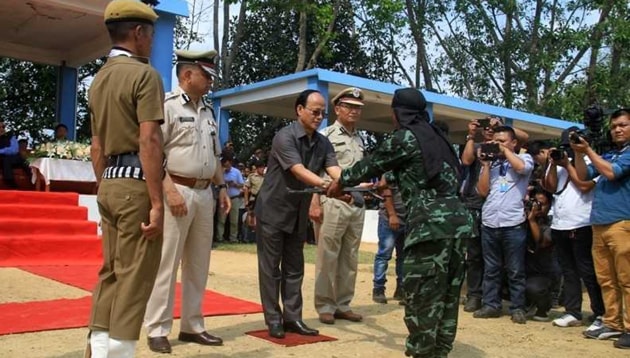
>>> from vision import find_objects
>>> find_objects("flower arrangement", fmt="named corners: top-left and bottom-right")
top-left (32, 141), bottom-right (92, 161)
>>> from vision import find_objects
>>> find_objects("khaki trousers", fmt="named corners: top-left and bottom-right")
top-left (314, 197), bottom-right (365, 314)
top-left (144, 184), bottom-right (215, 337)
top-left (218, 196), bottom-right (242, 241)
top-left (89, 179), bottom-right (162, 340)
top-left (592, 220), bottom-right (630, 331)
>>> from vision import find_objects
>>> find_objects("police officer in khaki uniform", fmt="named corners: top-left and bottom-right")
top-left (312, 87), bottom-right (366, 324)
top-left (143, 50), bottom-right (231, 353)
top-left (86, 1), bottom-right (165, 357)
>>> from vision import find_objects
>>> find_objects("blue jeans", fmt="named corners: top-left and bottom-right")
top-left (373, 216), bottom-right (405, 290)
top-left (481, 224), bottom-right (527, 311)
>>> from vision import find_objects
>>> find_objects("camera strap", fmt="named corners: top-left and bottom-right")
top-left (554, 173), bottom-right (571, 195)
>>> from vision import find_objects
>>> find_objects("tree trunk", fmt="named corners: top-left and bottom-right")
top-left (219, 0), bottom-right (230, 87)
top-left (213, 0), bottom-right (219, 52)
top-left (295, 2), bottom-right (308, 73)
top-left (502, 5), bottom-right (513, 108)
top-left (405, 0), bottom-right (433, 89)
top-left (305, 0), bottom-right (341, 69)
top-left (223, 0), bottom-right (248, 87)
top-left (584, 0), bottom-right (614, 106)
top-left (524, 0), bottom-right (543, 111)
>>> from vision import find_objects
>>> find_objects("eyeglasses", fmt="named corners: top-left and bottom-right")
top-left (304, 107), bottom-right (327, 118)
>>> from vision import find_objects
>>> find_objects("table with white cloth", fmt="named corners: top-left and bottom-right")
top-left (30, 158), bottom-right (97, 192)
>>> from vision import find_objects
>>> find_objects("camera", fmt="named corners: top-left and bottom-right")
top-left (574, 103), bottom-right (611, 152)
top-left (477, 118), bottom-right (491, 129)
top-left (569, 131), bottom-right (587, 144)
top-left (480, 143), bottom-right (501, 161)
top-left (525, 198), bottom-right (541, 211)
top-left (549, 148), bottom-right (565, 161)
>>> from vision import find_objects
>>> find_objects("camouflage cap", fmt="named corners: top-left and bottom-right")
top-left (175, 49), bottom-right (218, 77)
top-left (104, 0), bottom-right (158, 25)
top-left (331, 87), bottom-right (364, 106)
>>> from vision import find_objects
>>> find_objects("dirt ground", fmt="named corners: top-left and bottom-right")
top-left (0, 242), bottom-right (625, 358)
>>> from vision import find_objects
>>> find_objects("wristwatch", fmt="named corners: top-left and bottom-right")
top-left (217, 183), bottom-right (227, 189)
top-left (466, 134), bottom-right (475, 142)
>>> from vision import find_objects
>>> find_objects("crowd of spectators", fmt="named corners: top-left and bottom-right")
top-left (450, 110), bottom-right (630, 349)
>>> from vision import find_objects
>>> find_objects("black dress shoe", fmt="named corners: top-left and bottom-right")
top-left (178, 331), bottom-right (223, 346)
top-left (284, 320), bottom-right (319, 336)
top-left (268, 323), bottom-right (285, 338)
top-left (147, 336), bottom-right (172, 353)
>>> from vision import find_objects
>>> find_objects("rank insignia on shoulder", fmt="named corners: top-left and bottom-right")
top-left (178, 117), bottom-right (195, 122)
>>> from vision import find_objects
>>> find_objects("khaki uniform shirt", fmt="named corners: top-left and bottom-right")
top-left (321, 121), bottom-right (364, 170)
top-left (162, 87), bottom-right (221, 179)
top-left (89, 55), bottom-right (164, 155)
top-left (245, 173), bottom-right (264, 196)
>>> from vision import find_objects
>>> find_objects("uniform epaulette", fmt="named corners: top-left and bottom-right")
top-left (164, 91), bottom-right (179, 101)
top-left (322, 125), bottom-right (335, 138)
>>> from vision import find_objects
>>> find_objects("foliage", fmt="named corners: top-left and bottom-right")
top-left (1, 0), bottom-right (628, 157)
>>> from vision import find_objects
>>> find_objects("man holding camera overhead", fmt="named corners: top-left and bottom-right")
top-left (460, 117), bottom-right (528, 313)
top-left (572, 109), bottom-right (630, 348)
top-left (473, 126), bottom-right (534, 324)
top-left (543, 127), bottom-right (605, 331)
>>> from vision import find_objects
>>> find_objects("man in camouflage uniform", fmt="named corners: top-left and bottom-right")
top-left (328, 88), bottom-right (472, 358)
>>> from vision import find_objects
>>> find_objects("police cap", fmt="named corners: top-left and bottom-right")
top-left (331, 87), bottom-right (364, 106)
top-left (104, 0), bottom-right (158, 25)
top-left (175, 49), bottom-right (218, 77)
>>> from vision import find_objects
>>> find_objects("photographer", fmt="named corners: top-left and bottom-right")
top-left (572, 109), bottom-right (630, 348)
top-left (460, 116), bottom-right (529, 312)
top-left (524, 188), bottom-right (554, 321)
top-left (474, 126), bottom-right (534, 324)
top-left (544, 128), bottom-right (605, 330)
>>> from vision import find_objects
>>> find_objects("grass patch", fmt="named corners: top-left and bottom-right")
top-left (214, 243), bottom-right (375, 265)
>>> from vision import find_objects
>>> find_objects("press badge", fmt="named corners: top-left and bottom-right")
top-left (178, 116), bottom-right (194, 123)
top-left (498, 177), bottom-right (509, 193)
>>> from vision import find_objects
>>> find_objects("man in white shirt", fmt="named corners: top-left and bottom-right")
top-left (544, 131), bottom-right (604, 330)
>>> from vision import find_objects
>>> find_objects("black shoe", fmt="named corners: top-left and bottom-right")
top-left (178, 331), bottom-right (223, 346)
top-left (614, 333), bottom-right (630, 349)
top-left (268, 323), bottom-right (285, 338)
top-left (147, 336), bottom-right (172, 353)
top-left (283, 320), bottom-right (319, 336)
top-left (473, 306), bottom-right (502, 319)
top-left (464, 297), bottom-right (482, 312)
top-left (393, 286), bottom-right (404, 301)
top-left (373, 288), bottom-right (387, 304)
top-left (511, 309), bottom-right (527, 324)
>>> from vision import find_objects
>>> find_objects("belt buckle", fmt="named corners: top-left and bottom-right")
top-left (193, 179), bottom-right (208, 190)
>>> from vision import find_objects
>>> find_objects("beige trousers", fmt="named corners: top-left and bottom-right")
top-left (314, 197), bottom-right (365, 314)
top-left (144, 184), bottom-right (215, 337)
top-left (592, 220), bottom-right (630, 331)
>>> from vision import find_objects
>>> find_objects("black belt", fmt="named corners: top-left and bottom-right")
top-left (107, 152), bottom-right (141, 168)
top-left (230, 195), bottom-right (241, 199)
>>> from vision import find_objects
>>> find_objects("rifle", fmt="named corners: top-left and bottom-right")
top-left (286, 186), bottom-right (384, 201)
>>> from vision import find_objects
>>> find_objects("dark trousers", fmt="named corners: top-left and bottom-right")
top-left (465, 208), bottom-right (483, 299)
top-left (552, 226), bottom-right (605, 319)
top-left (256, 220), bottom-right (305, 325)
top-left (526, 275), bottom-right (552, 313)
top-left (481, 224), bottom-right (527, 311)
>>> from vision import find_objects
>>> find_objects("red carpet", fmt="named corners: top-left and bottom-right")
top-left (0, 265), bottom-right (263, 336)
top-left (246, 329), bottom-right (337, 347)
top-left (0, 190), bottom-right (102, 266)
